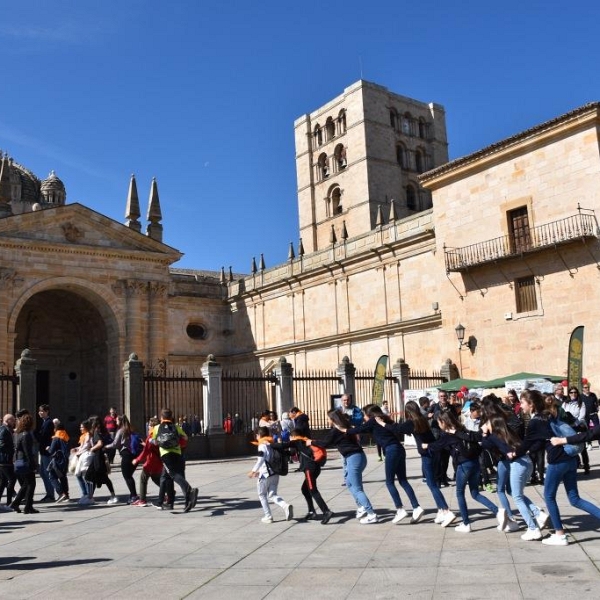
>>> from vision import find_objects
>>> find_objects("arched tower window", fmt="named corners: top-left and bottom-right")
top-left (418, 118), bottom-right (428, 139)
top-left (327, 185), bottom-right (343, 216)
top-left (314, 124), bottom-right (323, 147)
top-left (325, 117), bottom-right (335, 141)
top-left (390, 108), bottom-right (398, 130)
top-left (406, 184), bottom-right (417, 211)
top-left (401, 112), bottom-right (412, 135)
top-left (338, 109), bottom-right (347, 134)
top-left (334, 144), bottom-right (347, 171)
top-left (396, 143), bottom-right (407, 169)
top-left (415, 148), bottom-right (425, 173)
top-left (317, 153), bottom-right (329, 180)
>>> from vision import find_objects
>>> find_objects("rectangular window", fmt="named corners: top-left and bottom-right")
top-left (508, 206), bottom-right (532, 254)
top-left (515, 276), bottom-right (537, 313)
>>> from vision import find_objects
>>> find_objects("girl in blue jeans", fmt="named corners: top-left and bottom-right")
top-left (341, 404), bottom-right (423, 524)
top-left (311, 410), bottom-right (377, 524)
top-left (377, 400), bottom-right (455, 527)
top-left (423, 410), bottom-right (506, 533)
top-left (518, 390), bottom-right (600, 546)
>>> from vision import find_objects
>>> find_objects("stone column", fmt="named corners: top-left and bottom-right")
top-left (201, 355), bottom-right (226, 457)
top-left (441, 358), bottom-right (460, 382)
top-left (336, 356), bottom-right (356, 400)
top-left (392, 358), bottom-right (410, 413)
top-left (123, 353), bottom-right (145, 435)
top-left (15, 349), bottom-right (37, 414)
top-left (274, 356), bottom-right (293, 416)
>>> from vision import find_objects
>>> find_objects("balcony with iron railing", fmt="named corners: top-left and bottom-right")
top-left (444, 209), bottom-right (600, 272)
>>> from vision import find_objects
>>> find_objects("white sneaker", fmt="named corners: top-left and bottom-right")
top-left (434, 511), bottom-right (444, 524)
top-left (356, 506), bottom-right (368, 519)
top-left (284, 504), bottom-right (293, 521)
top-left (360, 513), bottom-right (378, 524)
top-left (502, 518), bottom-right (520, 533)
top-left (536, 510), bottom-right (549, 530)
top-left (496, 508), bottom-right (508, 531)
top-left (391, 508), bottom-right (408, 524)
top-left (107, 496), bottom-right (118, 505)
top-left (542, 533), bottom-right (568, 546)
top-left (411, 506), bottom-right (425, 523)
top-left (455, 522), bottom-right (472, 533)
top-left (440, 511), bottom-right (457, 528)
top-left (521, 528), bottom-right (542, 541)
top-left (261, 515), bottom-right (273, 524)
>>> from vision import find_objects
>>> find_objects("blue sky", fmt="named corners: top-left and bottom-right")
top-left (1, 1), bottom-right (599, 273)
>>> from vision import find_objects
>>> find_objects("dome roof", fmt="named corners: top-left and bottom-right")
top-left (11, 161), bottom-right (41, 204)
top-left (40, 170), bottom-right (65, 193)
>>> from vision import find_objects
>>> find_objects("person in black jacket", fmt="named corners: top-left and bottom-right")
top-left (311, 410), bottom-right (377, 524)
top-left (10, 413), bottom-right (39, 514)
top-left (289, 407), bottom-right (311, 437)
top-left (0, 414), bottom-right (17, 507)
top-left (523, 389), bottom-right (600, 546)
top-left (422, 410), bottom-right (505, 534)
top-left (339, 404), bottom-right (423, 525)
top-left (35, 404), bottom-right (56, 502)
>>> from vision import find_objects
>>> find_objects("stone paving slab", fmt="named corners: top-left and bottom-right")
top-left (1, 446), bottom-right (600, 598)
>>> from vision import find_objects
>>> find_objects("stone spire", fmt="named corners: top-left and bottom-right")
top-left (288, 241), bottom-right (295, 261)
top-left (341, 221), bottom-right (348, 240)
top-left (0, 153), bottom-right (13, 217)
top-left (125, 174), bottom-right (141, 232)
top-left (329, 224), bottom-right (337, 244)
top-left (146, 178), bottom-right (163, 242)
top-left (375, 205), bottom-right (384, 227)
top-left (389, 199), bottom-right (398, 221)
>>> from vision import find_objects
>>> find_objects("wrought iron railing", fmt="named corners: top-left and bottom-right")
top-left (445, 210), bottom-right (600, 272)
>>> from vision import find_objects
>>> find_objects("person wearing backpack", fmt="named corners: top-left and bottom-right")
top-left (248, 426), bottom-right (293, 523)
top-left (47, 420), bottom-right (70, 503)
top-left (517, 390), bottom-right (600, 546)
top-left (289, 428), bottom-right (333, 524)
top-left (151, 408), bottom-right (197, 512)
top-left (105, 414), bottom-right (141, 504)
top-left (422, 410), bottom-right (505, 534)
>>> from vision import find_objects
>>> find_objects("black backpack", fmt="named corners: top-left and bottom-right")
top-left (155, 422), bottom-right (180, 449)
top-left (265, 445), bottom-right (289, 476)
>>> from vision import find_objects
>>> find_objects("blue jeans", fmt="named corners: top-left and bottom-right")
top-left (455, 459), bottom-right (498, 525)
top-left (39, 454), bottom-right (55, 498)
top-left (384, 444), bottom-right (419, 509)
top-left (509, 456), bottom-right (542, 530)
top-left (544, 458), bottom-right (600, 531)
top-left (496, 459), bottom-right (516, 519)
top-left (345, 452), bottom-right (373, 513)
top-left (422, 455), bottom-right (448, 510)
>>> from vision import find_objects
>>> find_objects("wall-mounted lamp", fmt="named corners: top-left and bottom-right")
top-left (455, 323), bottom-right (477, 353)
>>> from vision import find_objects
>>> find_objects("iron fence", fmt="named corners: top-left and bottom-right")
top-left (221, 372), bottom-right (277, 433)
top-left (0, 370), bottom-right (18, 416)
top-left (143, 370), bottom-right (204, 434)
top-left (355, 372), bottom-right (398, 413)
top-left (407, 369), bottom-right (447, 390)
top-left (293, 370), bottom-right (343, 429)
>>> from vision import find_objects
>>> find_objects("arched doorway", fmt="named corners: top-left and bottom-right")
top-left (14, 288), bottom-right (116, 435)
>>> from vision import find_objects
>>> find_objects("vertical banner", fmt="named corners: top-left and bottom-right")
top-left (567, 326), bottom-right (584, 390)
top-left (371, 355), bottom-right (388, 405)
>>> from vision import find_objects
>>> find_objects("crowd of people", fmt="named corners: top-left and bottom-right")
top-left (0, 405), bottom-right (198, 514)
top-left (247, 386), bottom-right (600, 547)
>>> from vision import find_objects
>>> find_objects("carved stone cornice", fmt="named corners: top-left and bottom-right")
top-left (149, 281), bottom-right (168, 297)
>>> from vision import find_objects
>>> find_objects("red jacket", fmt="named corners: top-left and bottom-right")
top-left (133, 435), bottom-right (163, 475)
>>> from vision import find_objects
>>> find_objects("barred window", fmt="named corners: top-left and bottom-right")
top-left (515, 276), bottom-right (537, 313)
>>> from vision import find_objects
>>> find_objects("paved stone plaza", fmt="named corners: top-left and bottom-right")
top-left (1, 446), bottom-right (600, 599)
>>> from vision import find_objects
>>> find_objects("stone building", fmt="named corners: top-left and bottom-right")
top-left (1, 81), bottom-right (600, 435)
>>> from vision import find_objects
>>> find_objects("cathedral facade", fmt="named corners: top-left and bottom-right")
top-left (2, 80), bottom-right (600, 430)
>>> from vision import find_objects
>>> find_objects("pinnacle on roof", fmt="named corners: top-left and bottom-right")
top-left (147, 177), bottom-right (162, 223)
top-left (125, 174), bottom-right (141, 232)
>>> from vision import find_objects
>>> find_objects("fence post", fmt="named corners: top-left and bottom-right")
top-left (441, 358), bottom-right (460, 381)
top-left (392, 358), bottom-right (410, 412)
top-left (123, 353), bottom-right (145, 435)
top-left (14, 349), bottom-right (36, 414)
top-left (337, 356), bottom-right (356, 400)
top-left (201, 354), bottom-right (227, 458)
top-left (274, 356), bottom-right (293, 416)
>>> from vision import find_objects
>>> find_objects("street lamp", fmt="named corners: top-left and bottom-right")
top-left (455, 323), bottom-right (477, 352)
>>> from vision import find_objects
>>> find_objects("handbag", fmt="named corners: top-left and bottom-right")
top-left (14, 457), bottom-right (29, 474)
top-left (68, 452), bottom-right (79, 474)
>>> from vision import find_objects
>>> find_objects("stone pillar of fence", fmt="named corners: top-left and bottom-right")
top-left (123, 353), bottom-right (145, 435)
top-left (201, 354), bottom-right (226, 457)
top-left (15, 348), bottom-right (36, 413)
top-left (441, 358), bottom-right (460, 381)
top-left (392, 358), bottom-right (410, 412)
top-left (336, 356), bottom-right (356, 400)
top-left (274, 356), bottom-right (293, 416)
